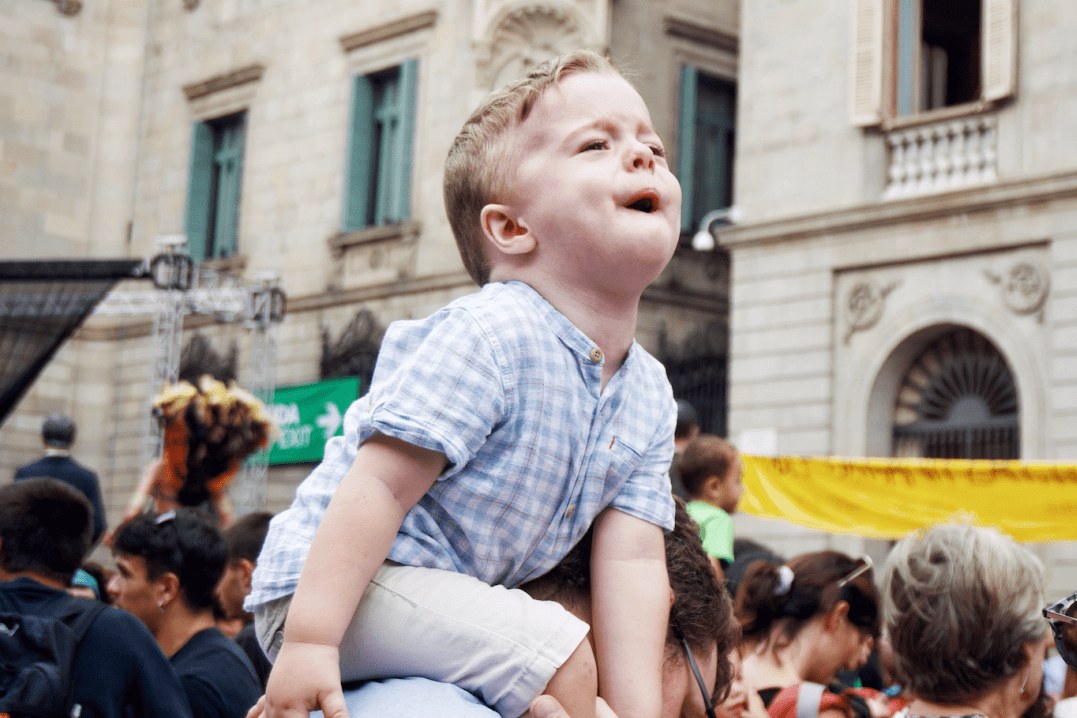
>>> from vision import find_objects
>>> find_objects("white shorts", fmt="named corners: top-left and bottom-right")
top-left (254, 562), bottom-right (590, 718)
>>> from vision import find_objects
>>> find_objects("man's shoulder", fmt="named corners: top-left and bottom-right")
top-left (173, 628), bottom-right (258, 682)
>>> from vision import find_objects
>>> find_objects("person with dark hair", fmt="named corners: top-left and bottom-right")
top-left (296, 498), bottom-right (740, 718)
top-left (14, 414), bottom-right (107, 544)
top-left (679, 435), bottom-right (743, 578)
top-left (218, 511), bottom-right (274, 689)
top-left (109, 508), bottom-right (260, 718)
top-left (734, 551), bottom-right (887, 718)
top-left (669, 400), bottom-right (702, 500)
top-left (0, 478), bottom-right (191, 718)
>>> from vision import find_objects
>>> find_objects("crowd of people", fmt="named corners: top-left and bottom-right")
top-left (5, 46), bottom-right (1077, 718)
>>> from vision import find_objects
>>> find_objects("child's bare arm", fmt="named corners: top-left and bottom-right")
top-left (590, 508), bottom-right (669, 718)
top-left (263, 433), bottom-right (448, 718)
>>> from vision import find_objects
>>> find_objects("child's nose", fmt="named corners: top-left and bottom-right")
top-left (627, 142), bottom-right (655, 170)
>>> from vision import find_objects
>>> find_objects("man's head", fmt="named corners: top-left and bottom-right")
top-left (110, 509), bottom-right (227, 627)
top-left (0, 478), bottom-right (92, 585)
top-left (678, 435), bottom-right (743, 513)
top-left (523, 500), bottom-right (738, 716)
top-left (445, 50), bottom-right (680, 290)
top-left (217, 511), bottom-right (272, 620)
top-left (41, 414), bottom-right (76, 448)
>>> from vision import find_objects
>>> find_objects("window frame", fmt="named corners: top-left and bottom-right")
top-left (849, 0), bottom-right (1017, 129)
top-left (184, 111), bottom-right (247, 263)
top-left (678, 64), bottom-right (737, 234)
top-left (342, 58), bottom-right (418, 233)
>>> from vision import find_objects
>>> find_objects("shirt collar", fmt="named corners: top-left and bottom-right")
top-left (504, 281), bottom-right (640, 371)
top-left (43, 448), bottom-right (71, 458)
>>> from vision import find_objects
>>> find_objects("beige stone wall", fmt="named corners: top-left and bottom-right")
top-left (724, 0), bottom-right (1077, 590)
top-left (1, 0), bottom-right (145, 259)
top-left (734, 0), bottom-right (1077, 225)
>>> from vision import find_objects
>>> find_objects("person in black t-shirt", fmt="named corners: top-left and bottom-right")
top-left (0, 478), bottom-right (191, 718)
top-left (110, 508), bottom-right (260, 718)
top-left (217, 511), bottom-right (274, 689)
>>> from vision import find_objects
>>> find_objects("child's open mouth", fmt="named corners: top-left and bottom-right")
top-left (625, 191), bottom-right (659, 213)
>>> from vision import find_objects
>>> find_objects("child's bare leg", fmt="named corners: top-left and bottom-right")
top-left (525, 638), bottom-right (598, 718)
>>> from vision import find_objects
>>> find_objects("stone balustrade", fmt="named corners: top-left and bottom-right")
top-left (884, 114), bottom-right (998, 199)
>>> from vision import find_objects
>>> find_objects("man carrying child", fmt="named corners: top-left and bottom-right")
top-left (248, 50), bottom-right (683, 718)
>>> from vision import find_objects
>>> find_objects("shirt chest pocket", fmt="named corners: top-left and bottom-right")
top-left (556, 436), bottom-right (645, 542)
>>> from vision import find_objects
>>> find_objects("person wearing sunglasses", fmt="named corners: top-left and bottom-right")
top-left (302, 499), bottom-right (739, 718)
top-left (885, 523), bottom-right (1051, 718)
top-left (733, 551), bottom-right (885, 718)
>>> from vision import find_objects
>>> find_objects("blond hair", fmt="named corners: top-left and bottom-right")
top-left (443, 50), bottom-right (621, 285)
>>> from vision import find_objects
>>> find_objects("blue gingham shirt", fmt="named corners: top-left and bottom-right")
top-left (248, 281), bottom-right (676, 608)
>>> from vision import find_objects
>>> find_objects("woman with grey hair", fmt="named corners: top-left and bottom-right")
top-left (884, 523), bottom-right (1052, 718)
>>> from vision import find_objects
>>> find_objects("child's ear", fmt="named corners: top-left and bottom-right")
top-left (480, 204), bottom-right (536, 256)
top-left (704, 475), bottom-right (722, 499)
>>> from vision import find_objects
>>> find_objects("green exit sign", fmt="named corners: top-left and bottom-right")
top-left (266, 377), bottom-right (360, 464)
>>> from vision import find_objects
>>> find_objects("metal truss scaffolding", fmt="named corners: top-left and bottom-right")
top-left (93, 237), bottom-right (286, 515)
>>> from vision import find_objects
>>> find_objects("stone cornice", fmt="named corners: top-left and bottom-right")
top-left (328, 221), bottom-right (421, 258)
top-left (183, 64), bottom-right (265, 101)
top-left (718, 169), bottom-right (1077, 249)
top-left (339, 10), bottom-right (439, 52)
top-left (664, 15), bottom-right (738, 53)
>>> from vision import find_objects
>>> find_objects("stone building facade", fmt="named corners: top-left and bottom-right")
top-left (2, 0), bottom-right (738, 528)
top-left (720, 0), bottom-right (1077, 592)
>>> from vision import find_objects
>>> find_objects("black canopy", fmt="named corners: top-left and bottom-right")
top-left (0, 260), bottom-right (143, 424)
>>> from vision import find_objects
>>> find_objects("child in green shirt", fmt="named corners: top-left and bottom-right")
top-left (680, 434), bottom-right (744, 579)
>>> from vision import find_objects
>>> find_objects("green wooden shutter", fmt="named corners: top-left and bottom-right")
top-left (694, 77), bottom-right (735, 226)
top-left (343, 74), bottom-right (375, 231)
top-left (184, 122), bottom-right (214, 262)
top-left (678, 65), bottom-right (698, 232)
top-left (212, 114), bottom-right (245, 258)
top-left (392, 58), bottom-right (417, 224)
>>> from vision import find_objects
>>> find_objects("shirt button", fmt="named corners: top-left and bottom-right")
top-left (566, 504), bottom-right (576, 518)
top-left (589, 347), bottom-right (603, 362)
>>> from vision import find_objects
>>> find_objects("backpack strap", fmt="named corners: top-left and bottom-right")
top-left (797, 682), bottom-right (826, 718)
top-left (64, 599), bottom-right (106, 643)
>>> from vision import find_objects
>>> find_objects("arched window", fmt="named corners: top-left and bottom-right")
top-left (891, 327), bottom-right (1019, 459)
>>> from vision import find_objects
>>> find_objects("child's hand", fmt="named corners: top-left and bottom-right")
top-left (262, 641), bottom-right (348, 718)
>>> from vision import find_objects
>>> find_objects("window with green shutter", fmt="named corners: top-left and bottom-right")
top-left (678, 67), bottom-right (736, 233)
top-left (184, 112), bottom-right (246, 262)
top-left (343, 59), bottom-right (418, 231)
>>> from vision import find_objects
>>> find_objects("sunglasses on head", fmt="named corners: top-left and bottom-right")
top-left (1043, 591), bottom-right (1077, 671)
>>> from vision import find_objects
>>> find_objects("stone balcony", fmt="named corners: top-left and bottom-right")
top-left (883, 113), bottom-right (998, 200)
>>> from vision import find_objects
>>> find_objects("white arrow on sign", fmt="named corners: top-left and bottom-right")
top-left (315, 402), bottom-right (342, 440)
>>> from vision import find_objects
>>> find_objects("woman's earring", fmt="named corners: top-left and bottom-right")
top-left (1019, 667), bottom-right (1031, 701)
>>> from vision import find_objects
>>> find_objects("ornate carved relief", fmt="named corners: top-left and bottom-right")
top-left (179, 335), bottom-right (238, 384)
top-left (321, 310), bottom-right (385, 391)
top-left (984, 262), bottom-right (1050, 322)
top-left (843, 279), bottom-right (900, 344)
top-left (477, 5), bottom-right (588, 89)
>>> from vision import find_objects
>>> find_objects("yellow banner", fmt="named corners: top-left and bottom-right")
top-left (740, 455), bottom-right (1077, 542)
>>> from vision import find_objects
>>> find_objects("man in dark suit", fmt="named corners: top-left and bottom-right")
top-left (15, 414), bottom-right (107, 545)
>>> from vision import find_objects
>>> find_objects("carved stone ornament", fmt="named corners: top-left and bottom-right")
top-left (52, 0), bottom-right (82, 16)
top-left (479, 4), bottom-right (587, 89)
top-left (985, 262), bottom-right (1050, 321)
top-left (843, 279), bottom-right (900, 344)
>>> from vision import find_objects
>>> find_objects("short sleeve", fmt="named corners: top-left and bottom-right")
top-left (606, 389), bottom-right (677, 531)
top-left (362, 307), bottom-right (508, 476)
